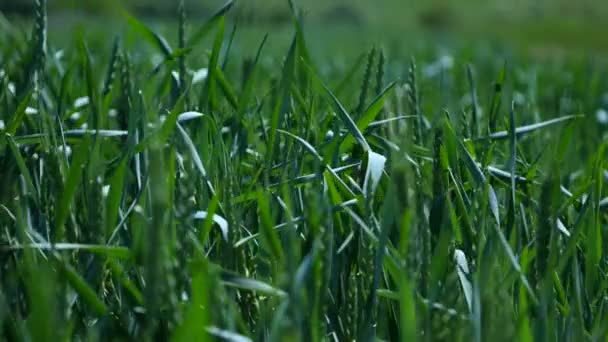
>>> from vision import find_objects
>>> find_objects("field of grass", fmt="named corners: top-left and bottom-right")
top-left (1, 0), bottom-right (608, 341)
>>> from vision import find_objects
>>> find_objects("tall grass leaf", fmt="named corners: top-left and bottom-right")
top-left (6, 88), bottom-right (32, 136)
top-left (134, 94), bottom-right (186, 154)
top-left (448, 118), bottom-right (501, 225)
top-left (448, 169), bottom-right (475, 251)
top-left (355, 48), bottom-right (376, 116)
top-left (6, 135), bottom-right (37, 202)
top-left (407, 57), bottom-right (423, 145)
top-left (177, 0), bottom-right (187, 93)
top-left (340, 81), bottom-right (396, 153)
top-left (60, 260), bottom-right (108, 316)
top-left (55, 135), bottom-right (90, 241)
top-left (506, 102), bottom-right (517, 236)
top-left (173, 260), bottom-right (212, 342)
top-left (203, 15), bottom-right (224, 110)
top-left (221, 23), bottom-right (237, 70)
top-left (488, 62), bottom-right (506, 133)
top-left (267, 36), bottom-right (297, 161)
top-left (102, 36), bottom-right (120, 97)
top-left (214, 67), bottom-right (238, 110)
top-left (187, 0), bottom-right (234, 47)
top-left (105, 156), bottom-right (128, 238)
top-left (123, 12), bottom-right (172, 57)
top-left (557, 192), bottom-right (591, 273)
top-left (107, 259), bottom-right (144, 305)
top-left (176, 122), bottom-right (216, 196)
top-left (493, 220), bottom-right (537, 303)
top-left (467, 64), bottom-right (479, 138)
top-left (237, 34), bottom-right (267, 116)
top-left (591, 144), bottom-right (606, 268)
top-left (256, 189), bottom-right (285, 261)
top-left (78, 36), bottom-right (101, 131)
top-left (375, 49), bottom-right (385, 96)
top-left (57, 64), bottom-right (74, 118)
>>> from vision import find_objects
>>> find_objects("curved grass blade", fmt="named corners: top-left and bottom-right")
top-left (340, 81), bottom-right (396, 153)
top-left (322, 81), bottom-right (370, 153)
top-left (478, 115), bottom-right (582, 141)
top-left (277, 129), bottom-right (322, 161)
top-left (193, 210), bottom-right (229, 242)
top-left (220, 270), bottom-right (286, 298)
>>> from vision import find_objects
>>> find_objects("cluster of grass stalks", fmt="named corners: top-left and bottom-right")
top-left (1, 0), bottom-right (607, 341)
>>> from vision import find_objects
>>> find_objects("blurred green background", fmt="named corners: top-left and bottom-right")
top-left (0, 0), bottom-right (606, 55)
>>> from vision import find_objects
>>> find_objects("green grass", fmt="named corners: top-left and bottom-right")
top-left (1, 1), bottom-right (608, 341)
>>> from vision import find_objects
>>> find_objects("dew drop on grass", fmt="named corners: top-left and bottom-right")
top-left (596, 109), bottom-right (608, 125)
top-left (25, 107), bottom-right (38, 115)
top-left (70, 112), bottom-right (81, 121)
top-left (191, 68), bottom-right (208, 84)
top-left (102, 185), bottom-right (110, 198)
top-left (177, 111), bottom-right (204, 122)
top-left (73, 96), bottom-right (90, 108)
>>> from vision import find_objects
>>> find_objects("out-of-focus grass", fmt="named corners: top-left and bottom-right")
top-left (1, 0), bottom-right (607, 341)
top-left (2, 0), bottom-right (607, 54)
